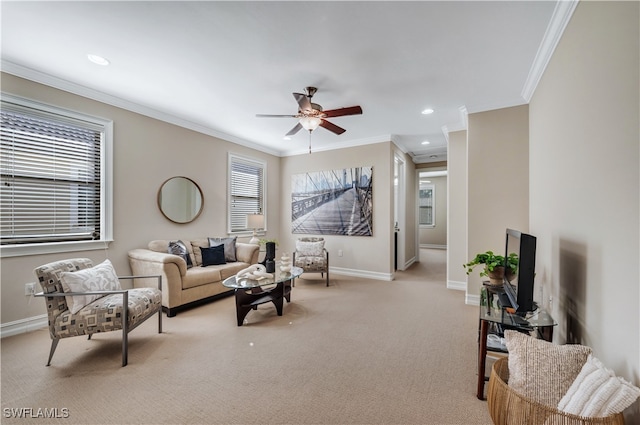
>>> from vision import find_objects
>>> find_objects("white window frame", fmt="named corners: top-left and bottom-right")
top-left (227, 153), bottom-right (266, 235)
top-left (0, 93), bottom-right (113, 258)
top-left (419, 183), bottom-right (435, 228)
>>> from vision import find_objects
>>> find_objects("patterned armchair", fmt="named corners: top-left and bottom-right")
top-left (293, 237), bottom-right (329, 286)
top-left (34, 258), bottom-right (162, 367)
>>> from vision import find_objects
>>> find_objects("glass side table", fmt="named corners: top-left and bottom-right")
top-left (476, 284), bottom-right (557, 400)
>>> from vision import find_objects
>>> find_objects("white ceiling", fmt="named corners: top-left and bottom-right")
top-left (1, 1), bottom-right (567, 163)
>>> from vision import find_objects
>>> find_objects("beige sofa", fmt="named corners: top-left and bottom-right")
top-left (128, 238), bottom-right (259, 316)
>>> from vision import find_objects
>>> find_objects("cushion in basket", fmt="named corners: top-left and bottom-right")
top-left (504, 330), bottom-right (592, 408)
top-left (208, 236), bottom-right (237, 262)
top-left (557, 354), bottom-right (640, 417)
top-left (168, 240), bottom-right (193, 268)
top-left (296, 238), bottom-right (324, 256)
top-left (59, 259), bottom-right (122, 314)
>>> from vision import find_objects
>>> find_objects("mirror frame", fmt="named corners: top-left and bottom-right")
top-left (157, 176), bottom-right (204, 224)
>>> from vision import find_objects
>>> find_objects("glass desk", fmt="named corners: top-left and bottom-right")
top-left (223, 266), bottom-right (303, 326)
top-left (477, 284), bottom-right (556, 399)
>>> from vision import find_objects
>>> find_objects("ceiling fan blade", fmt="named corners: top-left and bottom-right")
top-left (319, 119), bottom-right (346, 135)
top-left (256, 114), bottom-right (298, 118)
top-left (293, 92), bottom-right (312, 112)
top-left (322, 105), bottom-right (363, 118)
top-left (286, 123), bottom-right (303, 136)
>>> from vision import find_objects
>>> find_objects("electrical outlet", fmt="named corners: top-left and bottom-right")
top-left (338, 249), bottom-right (343, 257)
top-left (24, 282), bottom-right (36, 296)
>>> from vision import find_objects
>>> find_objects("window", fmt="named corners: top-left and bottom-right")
top-left (0, 94), bottom-right (112, 257)
top-left (419, 184), bottom-right (435, 227)
top-left (228, 154), bottom-right (265, 234)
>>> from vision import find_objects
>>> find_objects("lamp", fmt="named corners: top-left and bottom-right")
top-left (246, 213), bottom-right (264, 245)
top-left (299, 116), bottom-right (322, 131)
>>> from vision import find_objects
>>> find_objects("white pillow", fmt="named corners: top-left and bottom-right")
top-left (558, 354), bottom-right (640, 417)
top-left (60, 259), bottom-right (122, 314)
top-left (296, 239), bottom-right (324, 256)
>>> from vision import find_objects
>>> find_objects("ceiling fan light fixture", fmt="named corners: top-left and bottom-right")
top-left (422, 108), bottom-right (434, 115)
top-left (299, 116), bottom-right (322, 131)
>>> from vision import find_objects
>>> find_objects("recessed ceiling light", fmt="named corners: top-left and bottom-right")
top-left (421, 140), bottom-right (430, 145)
top-left (87, 54), bottom-right (110, 66)
top-left (283, 136), bottom-right (291, 141)
top-left (421, 108), bottom-right (434, 115)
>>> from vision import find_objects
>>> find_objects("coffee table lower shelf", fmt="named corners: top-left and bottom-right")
top-left (234, 281), bottom-right (292, 326)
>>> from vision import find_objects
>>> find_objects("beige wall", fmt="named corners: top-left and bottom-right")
top-left (397, 146), bottom-right (418, 268)
top-left (279, 142), bottom-right (410, 280)
top-left (0, 73), bottom-right (282, 326)
top-left (466, 105), bottom-right (529, 302)
top-left (529, 1), bottom-right (639, 421)
top-left (446, 130), bottom-right (467, 290)
top-left (0, 74), bottom-right (417, 330)
top-left (419, 175), bottom-right (447, 247)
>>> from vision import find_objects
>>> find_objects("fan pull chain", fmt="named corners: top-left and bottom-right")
top-left (308, 131), bottom-right (312, 154)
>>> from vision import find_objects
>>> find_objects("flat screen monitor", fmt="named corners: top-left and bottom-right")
top-left (502, 228), bottom-right (536, 313)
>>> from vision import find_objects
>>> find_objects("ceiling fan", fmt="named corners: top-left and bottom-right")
top-left (256, 86), bottom-right (363, 137)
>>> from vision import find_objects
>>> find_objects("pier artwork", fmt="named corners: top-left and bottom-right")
top-left (291, 166), bottom-right (373, 236)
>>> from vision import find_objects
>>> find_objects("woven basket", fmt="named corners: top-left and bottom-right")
top-left (487, 357), bottom-right (625, 425)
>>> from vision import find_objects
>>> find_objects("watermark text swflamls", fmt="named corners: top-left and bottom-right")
top-left (3, 407), bottom-right (70, 419)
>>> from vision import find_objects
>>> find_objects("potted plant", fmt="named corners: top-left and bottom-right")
top-left (464, 251), bottom-right (518, 285)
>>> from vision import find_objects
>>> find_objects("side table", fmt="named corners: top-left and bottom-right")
top-left (477, 284), bottom-right (556, 400)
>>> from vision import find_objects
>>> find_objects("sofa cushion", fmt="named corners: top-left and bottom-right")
top-left (208, 236), bottom-right (237, 262)
top-left (201, 245), bottom-right (226, 267)
top-left (168, 240), bottom-right (193, 268)
top-left (505, 330), bottom-right (592, 409)
top-left (182, 266), bottom-right (222, 290)
top-left (59, 259), bottom-right (122, 314)
top-left (557, 354), bottom-right (640, 417)
top-left (190, 238), bottom-right (210, 266)
top-left (235, 242), bottom-right (258, 264)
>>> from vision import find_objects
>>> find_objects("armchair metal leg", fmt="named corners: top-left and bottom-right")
top-left (122, 291), bottom-right (129, 367)
top-left (46, 338), bottom-right (60, 366)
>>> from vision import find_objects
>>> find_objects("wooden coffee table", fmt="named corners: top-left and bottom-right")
top-left (223, 266), bottom-right (303, 326)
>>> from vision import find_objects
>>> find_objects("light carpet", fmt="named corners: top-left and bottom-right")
top-left (1, 249), bottom-right (492, 425)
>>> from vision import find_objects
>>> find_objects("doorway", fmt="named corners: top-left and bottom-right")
top-left (394, 155), bottom-right (406, 271)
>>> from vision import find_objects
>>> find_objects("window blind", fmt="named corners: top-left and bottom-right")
top-left (229, 155), bottom-right (264, 233)
top-left (0, 106), bottom-right (102, 245)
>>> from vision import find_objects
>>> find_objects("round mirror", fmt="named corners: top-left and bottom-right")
top-left (157, 176), bottom-right (203, 224)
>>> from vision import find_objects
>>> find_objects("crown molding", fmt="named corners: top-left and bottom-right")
top-left (1, 60), bottom-right (283, 157)
top-left (280, 134), bottom-right (392, 157)
top-left (521, 0), bottom-right (579, 102)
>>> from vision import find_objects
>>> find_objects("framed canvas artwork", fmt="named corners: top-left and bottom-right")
top-left (291, 166), bottom-right (373, 236)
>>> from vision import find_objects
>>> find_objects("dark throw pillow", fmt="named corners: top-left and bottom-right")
top-left (208, 236), bottom-right (237, 262)
top-left (200, 245), bottom-right (226, 267)
top-left (168, 240), bottom-right (193, 268)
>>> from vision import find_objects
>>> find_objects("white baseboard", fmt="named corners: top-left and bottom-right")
top-left (401, 256), bottom-right (416, 270)
top-left (420, 244), bottom-right (446, 250)
top-left (466, 293), bottom-right (481, 306)
top-left (1, 314), bottom-right (48, 338)
top-left (447, 280), bottom-right (467, 291)
top-left (329, 267), bottom-right (394, 281)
